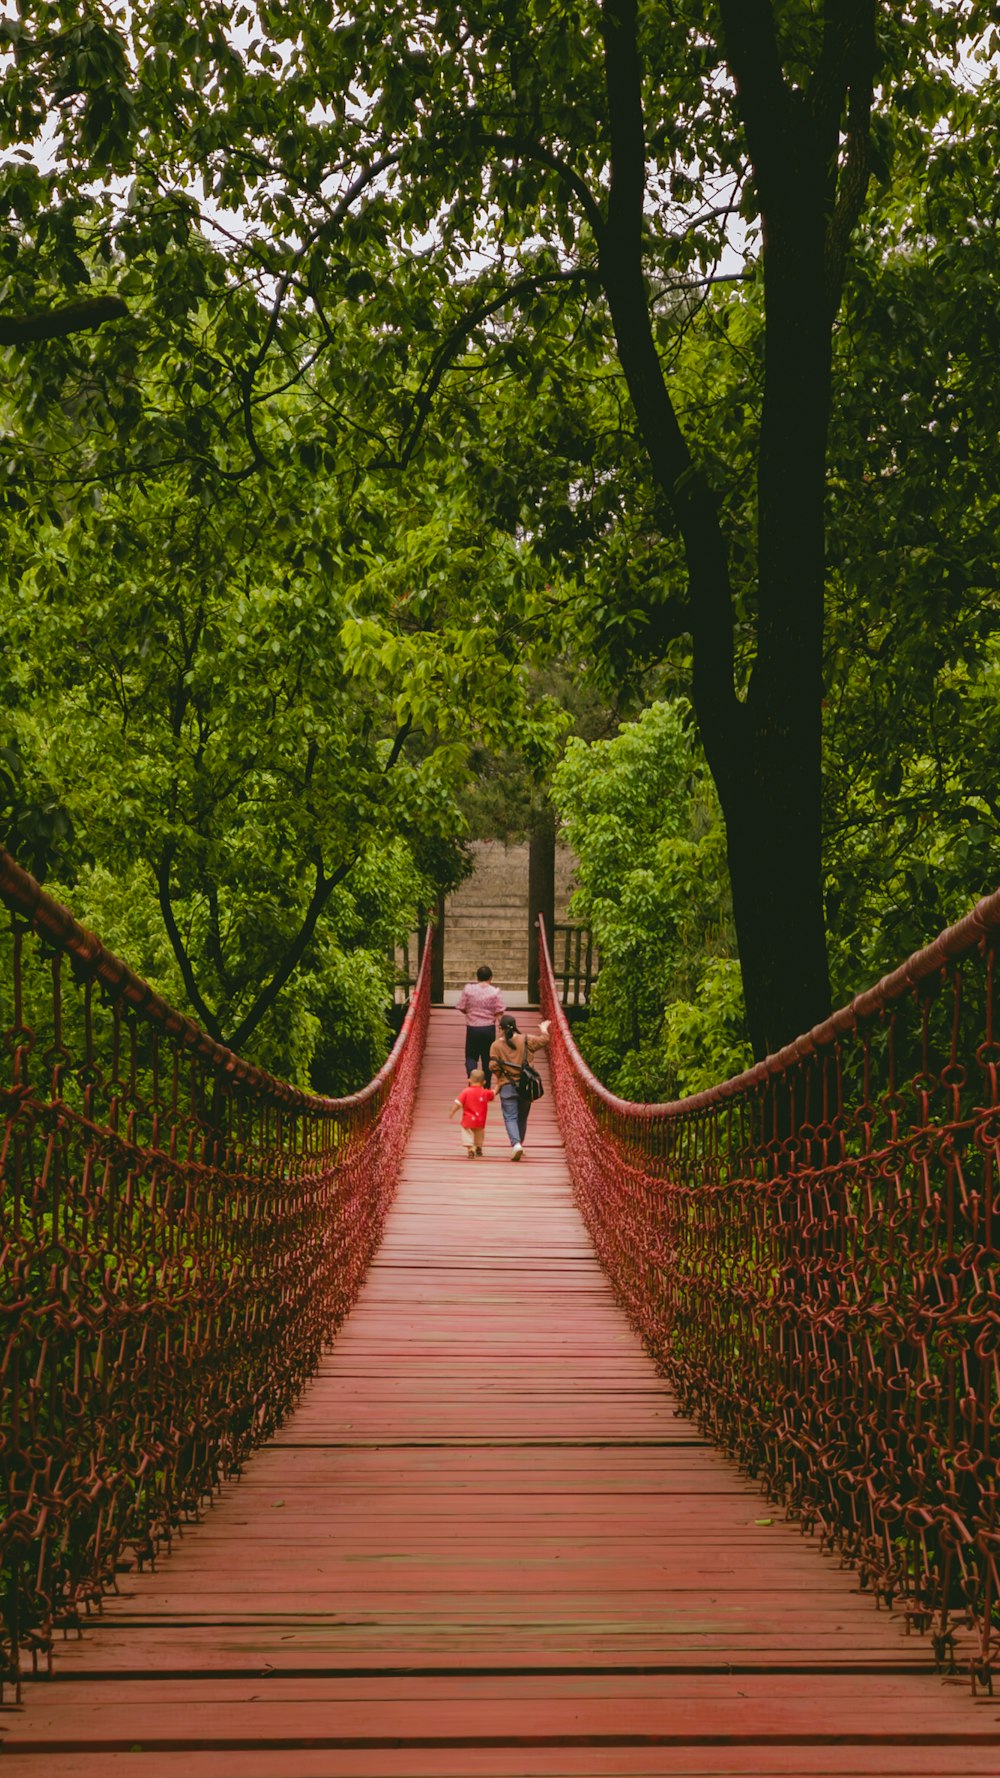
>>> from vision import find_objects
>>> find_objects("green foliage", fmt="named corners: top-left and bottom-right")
top-left (2, 1), bottom-right (998, 1083)
top-left (660, 956), bottom-right (750, 1098)
top-left (552, 702), bottom-right (751, 1099)
top-left (0, 2), bottom-right (982, 523)
top-left (558, 68), bottom-right (1000, 1023)
top-left (0, 734), bottom-right (73, 881)
top-left (48, 844), bottom-right (421, 1094)
top-left (821, 73), bottom-right (1000, 991)
top-left (0, 373), bottom-right (567, 1081)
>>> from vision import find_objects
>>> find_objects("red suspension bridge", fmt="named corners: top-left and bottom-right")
top-left (2, 843), bottom-right (1000, 1773)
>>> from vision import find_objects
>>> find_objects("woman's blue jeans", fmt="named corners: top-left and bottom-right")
top-left (499, 1082), bottom-right (528, 1145)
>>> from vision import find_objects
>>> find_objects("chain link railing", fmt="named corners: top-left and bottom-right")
top-left (0, 846), bottom-right (430, 1698)
top-left (540, 898), bottom-right (1000, 1692)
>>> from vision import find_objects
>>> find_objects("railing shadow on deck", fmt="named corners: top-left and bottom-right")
top-left (0, 846), bottom-right (430, 1700)
top-left (540, 898), bottom-right (1000, 1695)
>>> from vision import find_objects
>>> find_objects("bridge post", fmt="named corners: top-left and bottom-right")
top-left (431, 889), bottom-right (445, 1002)
top-left (527, 805), bottom-right (555, 1005)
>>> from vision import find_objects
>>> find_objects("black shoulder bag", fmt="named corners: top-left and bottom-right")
top-left (515, 1038), bottom-right (544, 1105)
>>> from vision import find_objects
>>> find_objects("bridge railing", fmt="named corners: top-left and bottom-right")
top-left (551, 921), bottom-right (596, 1009)
top-left (540, 899), bottom-right (1000, 1689)
top-left (0, 847), bottom-right (430, 1698)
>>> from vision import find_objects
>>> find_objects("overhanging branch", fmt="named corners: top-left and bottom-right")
top-left (0, 295), bottom-right (128, 347)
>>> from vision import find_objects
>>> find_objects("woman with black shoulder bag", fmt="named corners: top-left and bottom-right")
top-left (488, 1013), bottom-right (550, 1161)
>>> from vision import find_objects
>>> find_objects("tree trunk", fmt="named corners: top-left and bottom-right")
top-left (720, 774), bottom-right (830, 1060)
top-left (701, 203), bottom-right (834, 1058)
top-left (598, 0), bottom-right (839, 1060)
top-left (430, 890), bottom-right (446, 1003)
top-left (527, 803), bottom-right (556, 1005)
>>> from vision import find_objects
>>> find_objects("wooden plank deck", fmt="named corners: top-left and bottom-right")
top-left (2, 1007), bottom-right (998, 1776)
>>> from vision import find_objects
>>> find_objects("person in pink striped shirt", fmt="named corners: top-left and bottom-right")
top-left (455, 965), bottom-right (506, 1080)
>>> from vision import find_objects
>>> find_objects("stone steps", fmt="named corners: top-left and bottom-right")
top-left (395, 840), bottom-right (579, 999)
top-left (442, 840), bottom-right (576, 996)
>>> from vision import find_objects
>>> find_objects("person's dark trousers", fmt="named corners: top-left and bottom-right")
top-left (465, 1025), bottom-right (494, 1079)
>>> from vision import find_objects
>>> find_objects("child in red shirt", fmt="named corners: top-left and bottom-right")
top-left (448, 1068), bottom-right (495, 1158)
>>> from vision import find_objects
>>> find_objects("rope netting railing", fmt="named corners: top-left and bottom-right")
top-left (0, 846), bottom-right (430, 1699)
top-left (540, 898), bottom-right (1000, 1691)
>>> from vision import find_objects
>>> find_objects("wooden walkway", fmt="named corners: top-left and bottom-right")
top-left (3, 1009), bottom-right (999, 1776)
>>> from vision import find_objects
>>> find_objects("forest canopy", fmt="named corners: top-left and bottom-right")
top-left (1, 2), bottom-right (998, 1091)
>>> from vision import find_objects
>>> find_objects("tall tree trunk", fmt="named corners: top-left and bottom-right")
top-left (527, 802), bottom-right (556, 1005)
top-left (596, 0), bottom-right (872, 1058)
top-left (431, 889), bottom-right (446, 1003)
top-left (705, 201), bottom-right (834, 1057)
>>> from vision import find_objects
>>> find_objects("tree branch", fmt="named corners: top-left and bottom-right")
top-left (324, 151), bottom-right (401, 227)
top-left (820, 0), bottom-right (877, 304)
top-left (206, 882), bottom-right (235, 998)
top-left (0, 294), bottom-right (128, 347)
top-left (715, 0), bottom-right (794, 213)
top-left (155, 843), bottom-right (224, 1041)
top-left (223, 719), bottom-right (415, 1053)
top-left (477, 132), bottom-right (605, 238)
top-left (809, 0), bottom-right (868, 137)
top-left (652, 269), bottom-right (752, 299)
top-left (383, 715), bottom-right (413, 772)
top-left (598, 0), bottom-right (744, 772)
top-left (217, 154), bottom-right (403, 480)
top-left (224, 855), bottom-right (353, 1054)
top-left (395, 265), bottom-right (595, 469)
